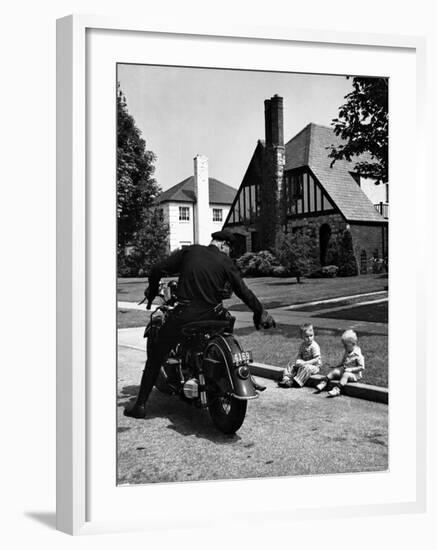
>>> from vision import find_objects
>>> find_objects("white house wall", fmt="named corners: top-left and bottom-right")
top-left (162, 201), bottom-right (231, 252)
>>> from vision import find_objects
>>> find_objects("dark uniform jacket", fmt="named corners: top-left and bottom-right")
top-left (148, 244), bottom-right (263, 316)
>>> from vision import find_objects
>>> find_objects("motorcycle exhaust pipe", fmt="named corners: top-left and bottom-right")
top-left (198, 373), bottom-right (208, 408)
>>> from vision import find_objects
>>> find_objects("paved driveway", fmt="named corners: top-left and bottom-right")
top-left (117, 344), bottom-right (388, 485)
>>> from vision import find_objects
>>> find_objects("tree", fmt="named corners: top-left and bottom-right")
top-left (337, 229), bottom-right (358, 277)
top-left (117, 85), bottom-right (168, 275)
top-left (329, 77), bottom-right (388, 182)
top-left (276, 230), bottom-right (315, 283)
top-left (125, 209), bottom-right (169, 277)
top-left (117, 85), bottom-right (161, 250)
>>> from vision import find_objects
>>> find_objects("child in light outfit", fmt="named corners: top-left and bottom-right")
top-left (278, 323), bottom-right (322, 388)
top-left (315, 329), bottom-right (365, 397)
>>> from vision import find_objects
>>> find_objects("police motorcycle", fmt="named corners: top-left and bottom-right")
top-left (143, 280), bottom-right (258, 434)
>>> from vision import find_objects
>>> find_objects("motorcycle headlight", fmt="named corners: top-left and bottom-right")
top-left (237, 366), bottom-right (250, 379)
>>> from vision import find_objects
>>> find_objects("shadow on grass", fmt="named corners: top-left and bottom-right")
top-left (313, 302), bottom-right (388, 324)
top-left (118, 385), bottom-right (241, 444)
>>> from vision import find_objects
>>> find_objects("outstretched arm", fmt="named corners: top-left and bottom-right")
top-left (227, 262), bottom-right (263, 317)
top-left (226, 262), bottom-right (275, 329)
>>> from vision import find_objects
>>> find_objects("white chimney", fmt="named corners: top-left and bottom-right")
top-left (193, 155), bottom-right (210, 245)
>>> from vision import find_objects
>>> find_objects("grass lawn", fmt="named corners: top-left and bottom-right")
top-left (118, 273), bottom-right (388, 309)
top-left (235, 324), bottom-right (388, 388)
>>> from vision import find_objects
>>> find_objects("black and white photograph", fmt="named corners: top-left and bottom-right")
top-left (116, 64), bottom-right (389, 485)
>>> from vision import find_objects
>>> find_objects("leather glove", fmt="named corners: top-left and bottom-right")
top-left (144, 286), bottom-right (155, 310)
top-left (254, 310), bottom-right (276, 330)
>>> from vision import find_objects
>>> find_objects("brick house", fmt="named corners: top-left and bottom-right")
top-left (223, 95), bottom-right (388, 273)
top-left (158, 155), bottom-right (236, 252)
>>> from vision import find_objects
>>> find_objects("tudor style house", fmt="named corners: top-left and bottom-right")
top-left (223, 95), bottom-right (388, 273)
top-left (158, 155), bottom-right (236, 252)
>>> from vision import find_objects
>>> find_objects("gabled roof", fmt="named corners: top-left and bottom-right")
top-left (285, 123), bottom-right (385, 223)
top-left (158, 176), bottom-right (236, 205)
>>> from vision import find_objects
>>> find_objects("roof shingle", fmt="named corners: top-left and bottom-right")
top-left (285, 123), bottom-right (385, 223)
top-left (158, 176), bottom-right (236, 205)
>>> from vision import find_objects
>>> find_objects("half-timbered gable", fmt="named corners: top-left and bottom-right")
top-left (223, 96), bottom-right (388, 273)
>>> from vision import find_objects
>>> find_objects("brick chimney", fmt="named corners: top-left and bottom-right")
top-left (260, 95), bottom-right (285, 249)
top-left (193, 154), bottom-right (210, 245)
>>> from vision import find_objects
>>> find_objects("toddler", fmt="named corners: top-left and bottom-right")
top-left (315, 329), bottom-right (365, 397)
top-left (278, 323), bottom-right (322, 388)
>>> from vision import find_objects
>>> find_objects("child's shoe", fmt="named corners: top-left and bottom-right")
top-left (327, 386), bottom-right (341, 397)
top-left (314, 380), bottom-right (327, 393)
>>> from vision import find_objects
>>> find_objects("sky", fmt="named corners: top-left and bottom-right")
top-left (117, 64), bottom-right (354, 191)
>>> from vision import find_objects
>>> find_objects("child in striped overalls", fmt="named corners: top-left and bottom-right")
top-left (278, 323), bottom-right (322, 388)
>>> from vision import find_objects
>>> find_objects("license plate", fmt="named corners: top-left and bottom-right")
top-left (232, 350), bottom-right (253, 366)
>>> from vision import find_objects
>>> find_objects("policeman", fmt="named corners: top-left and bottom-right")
top-left (124, 229), bottom-right (276, 419)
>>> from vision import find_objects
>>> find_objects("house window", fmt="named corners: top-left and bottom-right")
top-left (290, 174), bottom-right (304, 199)
top-left (212, 208), bottom-right (223, 222)
top-left (179, 206), bottom-right (190, 221)
top-left (158, 208), bottom-right (164, 222)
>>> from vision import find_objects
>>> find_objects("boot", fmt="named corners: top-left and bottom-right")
top-left (123, 364), bottom-right (157, 418)
top-left (251, 375), bottom-right (266, 392)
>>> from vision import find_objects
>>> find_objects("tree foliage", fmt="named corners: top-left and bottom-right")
top-left (117, 85), bottom-right (169, 276)
top-left (236, 250), bottom-right (280, 277)
top-left (120, 210), bottom-right (169, 277)
top-left (117, 85), bottom-right (161, 249)
top-left (276, 230), bottom-right (315, 283)
top-left (337, 229), bottom-right (359, 277)
top-left (329, 77), bottom-right (388, 182)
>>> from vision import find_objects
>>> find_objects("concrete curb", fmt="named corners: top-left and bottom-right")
top-left (250, 362), bottom-right (388, 404)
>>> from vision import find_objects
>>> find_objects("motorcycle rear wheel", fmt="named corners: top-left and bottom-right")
top-left (204, 339), bottom-right (247, 434)
top-left (208, 393), bottom-right (247, 435)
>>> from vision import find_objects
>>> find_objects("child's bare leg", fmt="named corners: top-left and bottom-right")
top-left (328, 371), bottom-right (355, 397)
top-left (339, 371), bottom-right (356, 387)
top-left (316, 368), bottom-right (341, 392)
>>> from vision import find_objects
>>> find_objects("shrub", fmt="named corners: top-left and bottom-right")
top-left (325, 238), bottom-right (340, 266)
top-left (321, 265), bottom-right (338, 278)
top-left (275, 230), bottom-right (315, 283)
top-left (236, 250), bottom-right (280, 277)
top-left (337, 229), bottom-right (358, 277)
top-left (372, 257), bottom-right (385, 274)
top-left (309, 265), bottom-right (338, 278)
top-left (118, 208), bottom-right (169, 277)
top-left (271, 265), bottom-right (290, 277)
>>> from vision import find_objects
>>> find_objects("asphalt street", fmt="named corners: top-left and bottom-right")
top-left (117, 345), bottom-right (388, 485)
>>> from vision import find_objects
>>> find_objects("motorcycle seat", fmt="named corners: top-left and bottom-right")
top-left (181, 320), bottom-right (230, 337)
